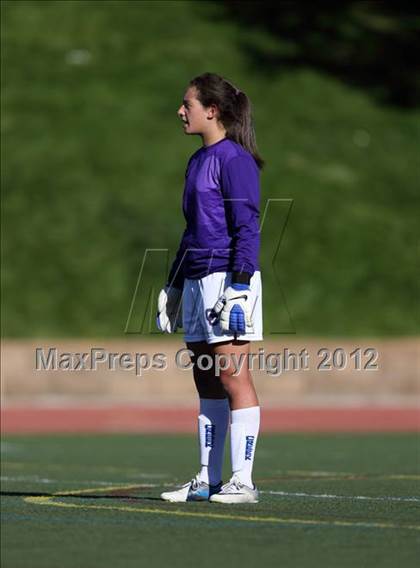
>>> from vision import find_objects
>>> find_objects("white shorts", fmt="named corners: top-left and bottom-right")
top-left (183, 271), bottom-right (263, 344)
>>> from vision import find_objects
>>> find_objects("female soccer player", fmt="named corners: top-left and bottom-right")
top-left (157, 72), bottom-right (264, 504)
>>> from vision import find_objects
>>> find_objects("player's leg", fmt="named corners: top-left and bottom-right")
top-left (209, 339), bottom-right (260, 504)
top-left (160, 341), bottom-right (229, 502)
top-left (213, 339), bottom-right (258, 409)
top-left (188, 341), bottom-right (230, 485)
top-left (188, 340), bottom-right (226, 400)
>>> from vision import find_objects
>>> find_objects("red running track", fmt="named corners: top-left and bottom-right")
top-left (1, 406), bottom-right (419, 434)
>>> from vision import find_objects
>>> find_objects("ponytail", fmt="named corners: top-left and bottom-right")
top-left (189, 72), bottom-right (265, 170)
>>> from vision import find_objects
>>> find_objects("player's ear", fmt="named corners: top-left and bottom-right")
top-left (206, 103), bottom-right (219, 120)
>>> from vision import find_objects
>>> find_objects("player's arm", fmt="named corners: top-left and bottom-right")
top-left (221, 155), bottom-right (260, 283)
top-left (208, 156), bottom-right (260, 334)
top-left (167, 228), bottom-right (188, 290)
top-left (156, 230), bottom-right (187, 333)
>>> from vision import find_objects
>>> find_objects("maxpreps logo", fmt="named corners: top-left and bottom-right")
top-left (205, 424), bottom-right (215, 448)
top-left (245, 436), bottom-right (255, 460)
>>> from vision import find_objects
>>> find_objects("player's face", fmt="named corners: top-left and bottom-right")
top-left (177, 86), bottom-right (215, 135)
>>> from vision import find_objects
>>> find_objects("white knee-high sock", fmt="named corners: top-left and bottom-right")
top-left (197, 398), bottom-right (230, 486)
top-left (230, 406), bottom-right (260, 488)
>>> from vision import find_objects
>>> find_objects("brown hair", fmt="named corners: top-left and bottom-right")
top-left (189, 72), bottom-right (265, 170)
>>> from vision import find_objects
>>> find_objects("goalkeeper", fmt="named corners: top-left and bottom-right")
top-left (157, 72), bottom-right (264, 504)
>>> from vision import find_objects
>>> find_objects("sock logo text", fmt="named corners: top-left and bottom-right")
top-left (245, 436), bottom-right (255, 460)
top-left (205, 424), bottom-right (215, 448)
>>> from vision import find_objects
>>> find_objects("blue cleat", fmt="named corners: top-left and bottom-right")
top-left (160, 475), bottom-right (222, 502)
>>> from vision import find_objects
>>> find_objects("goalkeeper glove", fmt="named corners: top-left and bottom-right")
top-left (156, 286), bottom-right (183, 333)
top-left (206, 283), bottom-right (253, 335)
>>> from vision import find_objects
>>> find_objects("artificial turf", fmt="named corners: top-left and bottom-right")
top-left (1, 433), bottom-right (419, 568)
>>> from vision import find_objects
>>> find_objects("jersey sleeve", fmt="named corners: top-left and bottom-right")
top-left (221, 155), bottom-right (260, 278)
top-left (167, 229), bottom-right (187, 289)
top-left (165, 156), bottom-right (195, 289)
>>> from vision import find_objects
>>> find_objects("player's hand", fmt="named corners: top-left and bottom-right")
top-left (207, 283), bottom-right (253, 334)
top-left (156, 286), bottom-right (183, 333)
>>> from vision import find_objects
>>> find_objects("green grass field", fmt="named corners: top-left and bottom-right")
top-left (1, 433), bottom-right (419, 567)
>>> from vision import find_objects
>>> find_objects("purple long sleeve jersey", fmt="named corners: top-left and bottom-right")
top-left (168, 137), bottom-right (260, 289)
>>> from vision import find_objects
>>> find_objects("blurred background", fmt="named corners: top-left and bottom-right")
top-left (1, 0), bottom-right (419, 432)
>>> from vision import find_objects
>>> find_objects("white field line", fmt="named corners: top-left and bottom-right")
top-left (0, 475), bottom-right (158, 487)
top-left (262, 490), bottom-right (420, 503)
top-left (3, 475), bottom-right (419, 504)
top-left (277, 470), bottom-right (420, 480)
top-left (3, 462), bottom-right (170, 478)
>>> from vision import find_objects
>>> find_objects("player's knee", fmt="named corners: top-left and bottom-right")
top-left (218, 371), bottom-right (242, 396)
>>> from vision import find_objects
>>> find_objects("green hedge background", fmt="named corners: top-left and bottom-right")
top-left (2, 1), bottom-right (419, 337)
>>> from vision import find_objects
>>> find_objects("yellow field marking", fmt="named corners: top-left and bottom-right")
top-left (22, 484), bottom-right (420, 532)
top-left (58, 484), bottom-right (143, 495)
